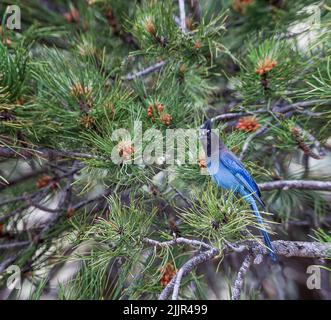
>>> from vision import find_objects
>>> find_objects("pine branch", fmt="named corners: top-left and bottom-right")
top-left (0, 166), bottom-right (80, 223)
top-left (71, 187), bottom-right (113, 211)
top-left (0, 147), bottom-right (105, 161)
top-left (211, 100), bottom-right (326, 124)
top-left (145, 237), bottom-right (331, 300)
top-left (122, 61), bottom-right (166, 81)
top-left (294, 125), bottom-right (326, 158)
top-left (239, 124), bottom-right (269, 160)
top-left (159, 248), bottom-right (218, 300)
top-left (171, 265), bottom-right (185, 300)
top-left (258, 180), bottom-right (331, 191)
top-left (231, 254), bottom-right (253, 300)
top-left (145, 237), bottom-right (331, 261)
top-left (143, 237), bottom-right (214, 251)
top-left (271, 241), bottom-right (331, 258)
top-left (0, 241), bottom-right (30, 250)
top-left (0, 166), bottom-right (48, 191)
top-left (0, 252), bottom-right (21, 274)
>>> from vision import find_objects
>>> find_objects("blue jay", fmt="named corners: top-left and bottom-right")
top-left (199, 119), bottom-right (277, 261)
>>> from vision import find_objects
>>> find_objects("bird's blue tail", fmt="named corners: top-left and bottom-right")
top-left (249, 199), bottom-right (277, 262)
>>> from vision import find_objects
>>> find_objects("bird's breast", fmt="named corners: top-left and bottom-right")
top-left (208, 163), bottom-right (239, 191)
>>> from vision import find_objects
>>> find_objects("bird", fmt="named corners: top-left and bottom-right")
top-left (199, 119), bottom-right (277, 261)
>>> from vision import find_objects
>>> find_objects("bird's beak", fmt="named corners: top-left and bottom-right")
top-left (200, 119), bottom-right (213, 131)
top-left (199, 119), bottom-right (213, 139)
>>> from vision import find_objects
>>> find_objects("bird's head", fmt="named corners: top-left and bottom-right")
top-left (199, 119), bottom-right (213, 140)
top-left (199, 118), bottom-right (225, 158)
top-left (199, 119), bottom-right (214, 158)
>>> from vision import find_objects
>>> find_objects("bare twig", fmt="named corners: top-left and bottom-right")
top-left (143, 237), bottom-right (214, 251)
top-left (211, 112), bottom-right (254, 123)
top-left (239, 124), bottom-right (270, 160)
top-left (170, 185), bottom-right (192, 206)
top-left (224, 239), bottom-right (247, 253)
top-left (172, 267), bottom-right (185, 300)
top-left (231, 254), bottom-right (253, 300)
top-left (271, 240), bottom-right (331, 258)
top-left (258, 180), bottom-right (331, 191)
top-left (146, 237), bottom-right (331, 260)
top-left (0, 252), bottom-right (22, 274)
top-left (145, 236), bottom-right (331, 299)
top-left (159, 248), bottom-right (218, 300)
top-left (272, 99), bottom-right (324, 114)
top-left (0, 204), bottom-right (30, 223)
top-left (28, 199), bottom-right (60, 213)
top-left (122, 61), bottom-right (166, 81)
top-left (211, 100), bottom-right (326, 124)
top-left (178, 0), bottom-right (187, 32)
top-left (295, 125), bottom-right (326, 158)
top-left (0, 147), bottom-right (105, 161)
top-left (71, 187), bottom-right (113, 211)
top-left (0, 166), bottom-right (48, 191)
top-left (0, 241), bottom-right (30, 250)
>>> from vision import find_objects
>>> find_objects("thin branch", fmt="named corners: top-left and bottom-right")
top-left (295, 125), bottom-right (326, 158)
top-left (170, 185), bottom-right (192, 207)
top-left (0, 164), bottom-right (82, 222)
top-left (231, 254), bottom-right (253, 300)
top-left (272, 99), bottom-right (324, 114)
top-left (122, 61), bottom-right (166, 81)
top-left (0, 147), bottom-right (105, 161)
top-left (239, 124), bottom-right (270, 160)
top-left (172, 267), bottom-right (185, 300)
top-left (146, 237), bottom-right (331, 259)
top-left (71, 187), bottom-right (113, 211)
top-left (0, 241), bottom-right (30, 250)
top-left (28, 199), bottom-right (60, 213)
top-left (258, 180), bottom-right (331, 191)
top-left (224, 239), bottom-right (247, 253)
top-left (0, 204), bottom-right (29, 223)
top-left (39, 163), bottom-right (77, 238)
top-left (0, 194), bottom-right (30, 206)
top-left (178, 0), bottom-right (187, 33)
top-left (159, 248), bottom-right (218, 300)
top-left (0, 166), bottom-right (48, 191)
top-left (144, 236), bottom-right (331, 299)
top-left (143, 237), bottom-right (214, 251)
top-left (272, 240), bottom-right (331, 258)
top-left (211, 100), bottom-right (326, 124)
top-left (0, 252), bottom-right (22, 274)
top-left (211, 112), bottom-right (253, 123)
top-left (297, 109), bottom-right (324, 117)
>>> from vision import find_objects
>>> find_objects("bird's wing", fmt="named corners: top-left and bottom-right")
top-left (220, 151), bottom-right (265, 207)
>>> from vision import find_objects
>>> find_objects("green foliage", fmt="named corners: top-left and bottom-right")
top-left (0, 42), bottom-right (28, 103)
top-left (26, 49), bottom-right (133, 148)
top-left (314, 229), bottom-right (331, 244)
top-left (236, 38), bottom-right (299, 104)
top-left (1, 0), bottom-right (331, 301)
top-left (130, 0), bottom-right (228, 62)
top-left (178, 184), bottom-right (271, 248)
top-left (304, 56), bottom-right (331, 101)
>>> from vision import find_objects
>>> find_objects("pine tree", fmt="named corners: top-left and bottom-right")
top-left (0, 0), bottom-right (330, 300)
